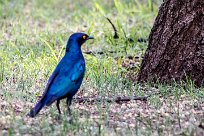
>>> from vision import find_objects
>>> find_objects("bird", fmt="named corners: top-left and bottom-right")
top-left (27, 32), bottom-right (94, 117)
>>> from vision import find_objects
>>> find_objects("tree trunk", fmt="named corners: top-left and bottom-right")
top-left (137, 0), bottom-right (204, 86)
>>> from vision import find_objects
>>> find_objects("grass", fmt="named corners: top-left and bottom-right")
top-left (0, 0), bottom-right (204, 135)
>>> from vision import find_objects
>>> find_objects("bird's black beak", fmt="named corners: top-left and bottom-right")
top-left (87, 36), bottom-right (94, 40)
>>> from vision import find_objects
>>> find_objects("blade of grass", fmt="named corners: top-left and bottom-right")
top-left (40, 37), bottom-right (58, 62)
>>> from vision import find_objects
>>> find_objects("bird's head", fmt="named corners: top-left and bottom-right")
top-left (69, 32), bottom-right (94, 46)
top-left (66, 32), bottom-right (94, 52)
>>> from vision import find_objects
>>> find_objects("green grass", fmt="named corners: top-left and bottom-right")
top-left (0, 0), bottom-right (204, 135)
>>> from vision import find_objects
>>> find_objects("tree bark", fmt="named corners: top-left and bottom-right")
top-left (137, 0), bottom-right (204, 86)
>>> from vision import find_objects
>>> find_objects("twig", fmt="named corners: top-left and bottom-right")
top-left (83, 50), bottom-right (117, 55)
top-left (73, 96), bottom-right (148, 103)
top-left (105, 17), bottom-right (148, 43)
top-left (106, 17), bottom-right (119, 39)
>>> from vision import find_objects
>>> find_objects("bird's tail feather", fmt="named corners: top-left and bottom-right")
top-left (27, 99), bottom-right (46, 118)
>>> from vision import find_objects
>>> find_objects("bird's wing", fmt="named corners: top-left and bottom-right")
top-left (40, 61), bottom-right (62, 99)
top-left (70, 61), bottom-right (85, 82)
top-left (47, 60), bottom-right (85, 97)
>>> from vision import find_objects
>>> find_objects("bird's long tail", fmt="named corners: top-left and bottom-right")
top-left (27, 98), bottom-right (46, 118)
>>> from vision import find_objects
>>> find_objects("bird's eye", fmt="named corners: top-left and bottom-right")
top-left (82, 35), bottom-right (86, 40)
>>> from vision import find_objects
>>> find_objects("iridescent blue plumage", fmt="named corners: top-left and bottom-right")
top-left (28, 32), bottom-right (94, 117)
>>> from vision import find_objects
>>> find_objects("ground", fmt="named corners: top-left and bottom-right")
top-left (0, 0), bottom-right (203, 135)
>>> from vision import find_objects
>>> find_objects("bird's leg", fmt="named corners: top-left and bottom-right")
top-left (56, 100), bottom-right (61, 114)
top-left (66, 98), bottom-right (72, 115)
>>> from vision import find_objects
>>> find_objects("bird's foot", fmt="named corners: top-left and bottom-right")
top-left (68, 108), bottom-right (72, 116)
